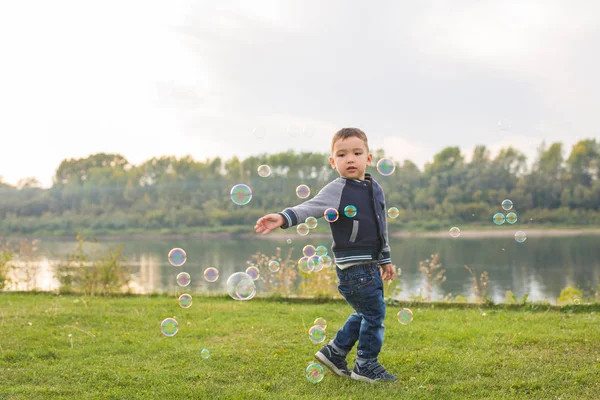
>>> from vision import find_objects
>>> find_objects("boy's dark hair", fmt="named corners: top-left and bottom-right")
top-left (331, 128), bottom-right (369, 153)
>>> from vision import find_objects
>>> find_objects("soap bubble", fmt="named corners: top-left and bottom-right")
top-left (268, 260), bottom-right (280, 272)
top-left (319, 255), bottom-right (332, 268)
top-left (376, 158), bottom-right (396, 176)
top-left (257, 165), bottom-right (271, 177)
top-left (168, 248), bottom-right (187, 267)
top-left (344, 205), bottom-right (357, 218)
top-left (178, 294), bottom-right (192, 308)
top-left (226, 272), bottom-right (256, 301)
top-left (310, 255), bottom-right (323, 272)
top-left (514, 231), bottom-right (527, 243)
top-left (313, 317), bottom-right (327, 329)
top-left (397, 308), bottom-right (413, 325)
top-left (245, 265), bottom-right (260, 280)
top-left (296, 185), bottom-right (311, 199)
top-left (315, 245), bottom-right (328, 257)
top-left (286, 238), bottom-right (292, 244)
top-left (324, 208), bottom-right (339, 223)
top-left (204, 267), bottom-right (219, 282)
top-left (303, 245), bottom-right (316, 257)
top-left (298, 256), bottom-right (313, 273)
top-left (449, 227), bottom-right (460, 238)
top-left (308, 325), bottom-right (326, 344)
top-left (230, 184), bottom-right (252, 205)
top-left (161, 318), bottom-right (178, 337)
top-left (506, 212), bottom-right (518, 224)
top-left (252, 126), bottom-right (266, 138)
top-left (201, 349), bottom-right (210, 359)
top-left (297, 223), bottom-right (310, 236)
top-left (501, 199), bottom-right (513, 211)
top-left (305, 217), bottom-right (318, 229)
top-left (176, 272), bottom-right (191, 287)
top-left (306, 363), bottom-right (325, 383)
top-left (493, 213), bottom-right (506, 225)
top-left (387, 207), bottom-right (400, 219)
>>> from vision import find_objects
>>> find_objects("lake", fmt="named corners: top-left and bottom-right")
top-left (6, 232), bottom-right (600, 304)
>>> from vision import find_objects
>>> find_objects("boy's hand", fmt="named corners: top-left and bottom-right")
top-left (379, 264), bottom-right (396, 281)
top-left (254, 213), bottom-right (285, 235)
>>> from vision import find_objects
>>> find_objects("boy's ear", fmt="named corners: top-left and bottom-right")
top-left (329, 156), bottom-right (336, 169)
top-left (367, 153), bottom-right (373, 165)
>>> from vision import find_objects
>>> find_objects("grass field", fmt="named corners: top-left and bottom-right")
top-left (1, 293), bottom-right (599, 399)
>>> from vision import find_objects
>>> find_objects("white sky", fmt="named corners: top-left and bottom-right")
top-left (1, 0), bottom-right (599, 187)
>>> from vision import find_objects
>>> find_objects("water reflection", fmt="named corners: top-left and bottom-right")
top-left (5, 234), bottom-right (600, 304)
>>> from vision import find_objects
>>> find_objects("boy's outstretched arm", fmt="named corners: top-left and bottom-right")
top-left (254, 213), bottom-right (284, 235)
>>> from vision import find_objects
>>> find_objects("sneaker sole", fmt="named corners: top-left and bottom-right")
top-left (350, 371), bottom-right (378, 383)
top-left (314, 352), bottom-right (350, 378)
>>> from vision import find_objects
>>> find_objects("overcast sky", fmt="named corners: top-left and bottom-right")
top-left (1, 0), bottom-right (599, 187)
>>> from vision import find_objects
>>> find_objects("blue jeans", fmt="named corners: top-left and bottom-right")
top-left (332, 262), bottom-right (386, 360)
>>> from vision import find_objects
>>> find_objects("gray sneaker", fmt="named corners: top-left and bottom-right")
top-left (351, 360), bottom-right (398, 383)
top-left (315, 345), bottom-right (351, 377)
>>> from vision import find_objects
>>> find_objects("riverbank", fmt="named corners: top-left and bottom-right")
top-left (5, 225), bottom-right (600, 241)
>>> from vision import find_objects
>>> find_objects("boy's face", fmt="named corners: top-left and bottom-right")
top-left (329, 136), bottom-right (373, 180)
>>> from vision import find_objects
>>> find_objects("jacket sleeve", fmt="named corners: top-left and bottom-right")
top-left (278, 179), bottom-right (345, 229)
top-left (378, 190), bottom-right (392, 266)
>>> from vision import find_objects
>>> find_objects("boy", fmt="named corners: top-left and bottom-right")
top-left (254, 127), bottom-right (398, 383)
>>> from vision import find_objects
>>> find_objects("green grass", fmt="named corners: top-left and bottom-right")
top-left (1, 293), bottom-right (599, 399)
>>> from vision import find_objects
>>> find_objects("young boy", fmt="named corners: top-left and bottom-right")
top-left (254, 127), bottom-right (398, 383)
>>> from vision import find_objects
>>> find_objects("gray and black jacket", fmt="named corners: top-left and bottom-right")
top-left (278, 173), bottom-right (392, 267)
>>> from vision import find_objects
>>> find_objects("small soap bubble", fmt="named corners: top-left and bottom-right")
top-left (319, 255), bottom-right (332, 268)
top-left (387, 207), bottom-right (400, 219)
top-left (449, 227), bottom-right (460, 238)
top-left (298, 256), bottom-right (313, 273)
top-left (514, 231), bottom-right (527, 243)
top-left (245, 265), bottom-right (260, 280)
top-left (257, 164), bottom-right (271, 177)
top-left (306, 363), bottom-right (325, 383)
top-left (506, 212), bottom-right (518, 224)
top-left (296, 185), bottom-right (311, 199)
top-left (574, 298), bottom-right (581, 305)
top-left (303, 245), bottom-right (316, 257)
top-left (493, 213), bottom-right (506, 225)
top-left (161, 318), bottom-right (179, 337)
top-left (204, 267), bottom-right (219, 282)
top-left (268, 260), bottom-right (281, 272)
top-left (315, 245), bottom-right (328, 257)
top-left (376, 158), bottom-right (396, 176)
top-left (344, 205), bottom-right (357, 218)
top-left (324, 208), bottom-right (339, 223)
top-left (226, 272), bottom-right (256, 301)
top-left (497, 119), bottom-right (512, 131)
top-left (310, 255), bottom-right (323, 272)
top-left (305, 217), bottom-right (318, 229)
top-left (397, 308), bottom-right (413, 325)
top-left (168, 248), bottom-right (187, 267)
top-left (178, 294), bottom-right (193, 308)
top-left (176, 272), bottom-right (191, 287)
top-left (296, 223), bottom-right (310, 236)
top-left (308, 325), bottom-right (326, 344)
top-left (252, 126), bottom-right (266, 138)
top-left (201, 349), bottom-right (210, 359)
top-left (230, 184), bottom-right (252, 205)
top-left (286, 238), bottom-right (292, 244)
top-left (286, 124), bottom-right (300, 138)
top-left (501, 199), bottom-right (513, 211)
top-left (313, 317), bottom-right (327, 329)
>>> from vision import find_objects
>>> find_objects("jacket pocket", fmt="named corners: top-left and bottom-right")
top-left (349, 220), bottom-right (359, 242)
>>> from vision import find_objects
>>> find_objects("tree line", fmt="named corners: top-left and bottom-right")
top-left (1, 139), bottom-right (599, 235)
